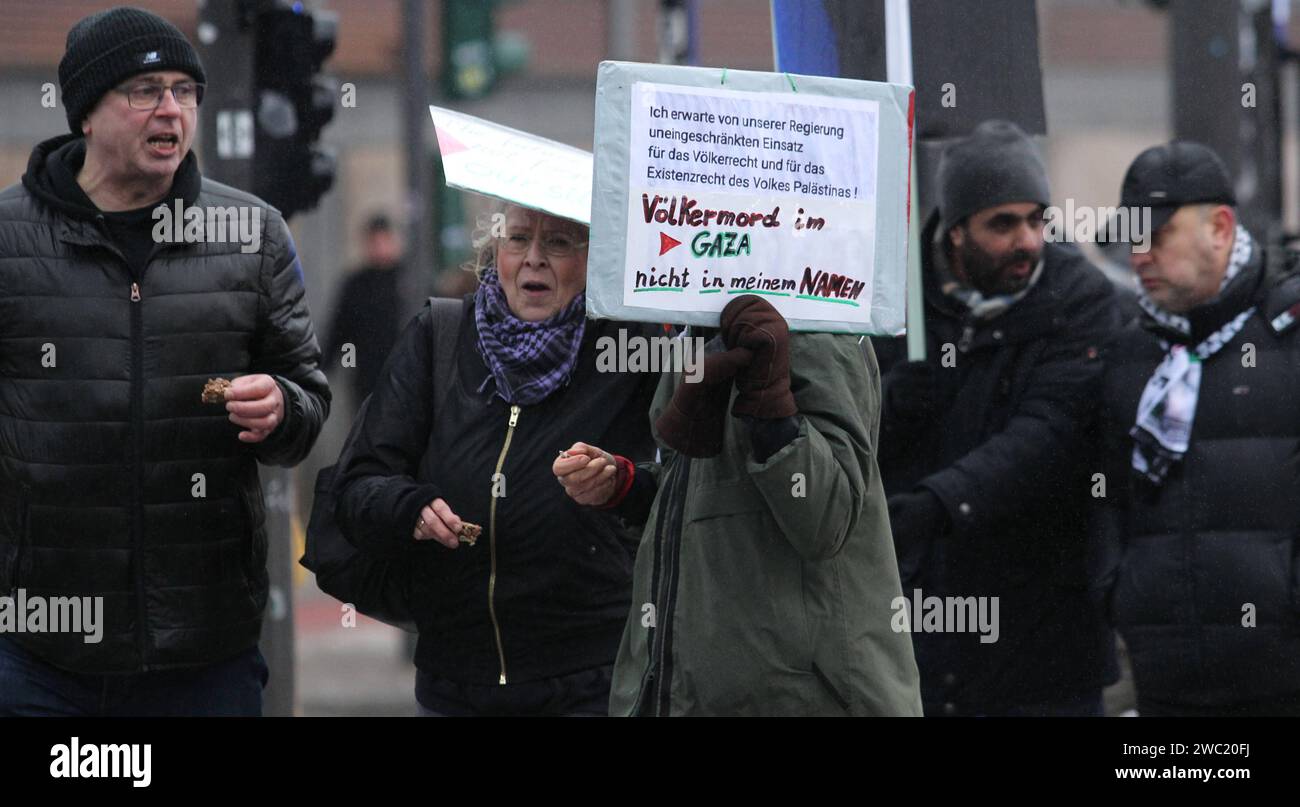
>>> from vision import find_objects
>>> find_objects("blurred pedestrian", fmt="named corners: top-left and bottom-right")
top-left (324, 213), bottom-right (404, 408)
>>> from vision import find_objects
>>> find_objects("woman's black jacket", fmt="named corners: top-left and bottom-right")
top-left (335, 296), bottom-right (659, 684)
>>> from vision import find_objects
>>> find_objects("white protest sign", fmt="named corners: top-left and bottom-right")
top-left (589, 62), bottom-right (913, 334)
top-left (629, 83), bottom-right (878, 319)
top-left (430, 105), bottom-right (593, 224)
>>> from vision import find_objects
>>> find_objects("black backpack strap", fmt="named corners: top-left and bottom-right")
top-left (428, 296), bottom-right (466, 419)
top-left (300, 297), bottom-right (467, 631)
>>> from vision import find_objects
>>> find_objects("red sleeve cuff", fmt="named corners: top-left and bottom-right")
top-left (594, 454), bottom-right (636, 509)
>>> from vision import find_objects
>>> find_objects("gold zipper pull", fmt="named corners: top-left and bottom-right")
top-left (130, 282), bottom-right (141, 302)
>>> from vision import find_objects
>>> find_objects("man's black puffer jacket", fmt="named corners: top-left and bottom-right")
top-left (1094, 243), bottom-right (1300, 706)
top-left (0, 134), bottom-right (330, 673)
top-left (335, 298), bottom-right (659, 685)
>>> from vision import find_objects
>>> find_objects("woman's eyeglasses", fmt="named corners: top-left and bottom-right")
top-left (500, 231), bottom-right (588, 258)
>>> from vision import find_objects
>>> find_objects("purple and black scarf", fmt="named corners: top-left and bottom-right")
top-left (473, 266), bottom-right (587, 405)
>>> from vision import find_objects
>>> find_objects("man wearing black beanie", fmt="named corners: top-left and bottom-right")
top-left (0, 7), bottom-right (330, 715)
top-left (872, 120), bottom-right (1120, 716)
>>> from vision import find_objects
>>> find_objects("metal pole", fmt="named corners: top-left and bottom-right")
top-left (1172, 0), bottom-right (1284, 238)
top-left (1171, 3), bottom-right (1242, 191)
top-left (658, 0), bottom-right (696, 65)
top-left (403, 0), bottom-right (435, 317)
top-left (198, 0), bottom-right (296, 717)
top-left (610, 0), bottom-right (638, 61)
top-left (884, 0), bottom-right (925, 360)
top-left (1282, 61), bottom-right (1299, 238)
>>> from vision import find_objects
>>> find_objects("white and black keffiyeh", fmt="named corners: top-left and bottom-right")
top-left (1130, 227), bottom-right (1255, 485)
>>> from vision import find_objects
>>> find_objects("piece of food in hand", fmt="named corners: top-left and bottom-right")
top-left (201, 378), bottom-right (232, 404)
top-left (457, 522), bottom-right (482, 546)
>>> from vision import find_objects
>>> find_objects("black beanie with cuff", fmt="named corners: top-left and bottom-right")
top-left (58, 6), bottom-right (206, 135)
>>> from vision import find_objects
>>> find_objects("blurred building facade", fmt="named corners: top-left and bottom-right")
top-left (0, 0), bottom-right (1181, 322)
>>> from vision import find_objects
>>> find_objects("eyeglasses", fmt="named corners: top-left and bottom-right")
top-left (115, 81), bottom-right (205, 110)
top-left (500, 231), bottom-right (588, 258)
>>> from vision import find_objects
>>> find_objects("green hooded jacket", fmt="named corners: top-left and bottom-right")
top-left (609, 332), bottom-right (923, 716)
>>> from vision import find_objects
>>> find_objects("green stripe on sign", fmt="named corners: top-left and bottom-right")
top-left (633, 287), bottom-right (685, 292)
top-left (796, 294), bottom-right (860, 307)
top-left (698, 289), bottom-right (723, 294)
top-left (726, 289), bottom-right (791, 297)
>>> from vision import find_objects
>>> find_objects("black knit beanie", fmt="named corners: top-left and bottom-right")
top-left (937, 120), bottom-right (1050, 234)
top-left (58, 6), bottom-right (206, 135)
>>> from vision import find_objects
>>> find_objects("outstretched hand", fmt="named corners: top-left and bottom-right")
top-left (553, 442), bottom-right (619, 506)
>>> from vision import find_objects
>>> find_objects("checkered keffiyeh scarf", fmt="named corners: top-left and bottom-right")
top-left (473, 266), bottom-right (587, 405)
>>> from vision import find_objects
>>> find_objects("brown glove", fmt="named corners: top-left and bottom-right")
top-left (720, 295), bottom-right (797, 419)
top-left (654, 343), bottom-right (753, 458)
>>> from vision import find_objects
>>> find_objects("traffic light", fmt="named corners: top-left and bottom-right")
top-left (439, 0), bottom-right (532, 100)
top-left (443, 0), bottom-right (497, 99)
top-left (252, 1), bottom-right (337, 219)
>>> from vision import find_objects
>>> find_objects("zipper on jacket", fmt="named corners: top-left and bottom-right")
top-left (128, 276), bottom-right (150, 669)
top-left (645, 457), bottom-right (689, 715)
top-left (487, 404), bottom-right (521, 685)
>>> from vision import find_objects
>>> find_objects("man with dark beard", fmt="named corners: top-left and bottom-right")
top-left (874, 120), bottom-right (1120, 716)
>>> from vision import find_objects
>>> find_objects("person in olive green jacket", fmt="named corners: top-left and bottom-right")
top-left (555, 295), bottom-right (921, 716)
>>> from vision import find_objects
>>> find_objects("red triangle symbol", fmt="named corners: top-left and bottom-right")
top-left (659, 232), bottom-right (682, 255)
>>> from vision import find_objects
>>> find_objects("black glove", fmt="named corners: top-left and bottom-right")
top-left (888, 489), bottom-right (949, 587)
top-left (883, 360), bottom-right (947, 424)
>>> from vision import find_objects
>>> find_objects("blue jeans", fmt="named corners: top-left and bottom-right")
top-left (0, 636), bottom-right (268, 717)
